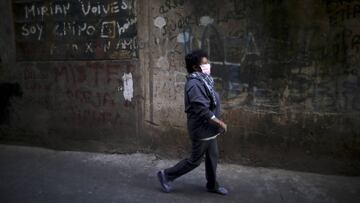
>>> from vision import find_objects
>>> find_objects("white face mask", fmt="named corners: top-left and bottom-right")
top-left (200, 63), bottom-right (211, 75)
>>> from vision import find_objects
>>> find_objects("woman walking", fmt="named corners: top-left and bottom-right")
top-left (157, 50), bottom-right (228, 195)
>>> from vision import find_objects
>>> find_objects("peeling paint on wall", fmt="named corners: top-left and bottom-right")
top-left (156, 56), bottom-right (170, 69)
top-left (122, 72), bottom-right (133, 102)
top-left (176, 31), bottom-right (190, 43)
top-left (154, 16), bottom-right (166, 29)
top-left (199, 16), bottom-right (214, 26)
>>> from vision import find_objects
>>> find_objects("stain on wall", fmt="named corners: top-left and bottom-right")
top-left (0, 83), bottom-right (23, 125)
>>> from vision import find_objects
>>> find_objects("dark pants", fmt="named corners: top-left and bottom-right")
top-left (164, 138), bottom-right (219, 190)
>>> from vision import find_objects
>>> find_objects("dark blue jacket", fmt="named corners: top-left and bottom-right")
top-left (184, 76), bottom-right (222, 140)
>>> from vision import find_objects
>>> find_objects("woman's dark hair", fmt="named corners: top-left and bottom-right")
top-left (185, 49), bottom-right (208, 73)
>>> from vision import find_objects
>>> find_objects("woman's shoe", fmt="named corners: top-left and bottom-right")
top-left (157, 170), bottom-right (172, 193)
top-left (207, 186), bottom-right (228, 195)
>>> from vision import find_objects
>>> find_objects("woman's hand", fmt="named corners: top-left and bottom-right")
top-left (210, 117), bottom-right (227, 132)
top-left (218, 120), bottom-right (227, 132)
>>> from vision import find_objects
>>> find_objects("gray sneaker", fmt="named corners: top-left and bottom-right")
top-left (157, 170), bottom-right (172, 193)
top-left (207, 186), bottom-right (228, 195)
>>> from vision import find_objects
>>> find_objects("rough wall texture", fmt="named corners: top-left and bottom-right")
top-left (0, 0), bottom-right (144, 153)
top-left (1, 0), bottom-right (359, 175)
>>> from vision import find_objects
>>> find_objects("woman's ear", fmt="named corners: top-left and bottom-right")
top-left (192, 65), bottom-right (200, 71)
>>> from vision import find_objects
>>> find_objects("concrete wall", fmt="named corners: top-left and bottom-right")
top-left (0, 0), bottom-right (144, 153)
top-left (1, 0), bottom-right (359, 175)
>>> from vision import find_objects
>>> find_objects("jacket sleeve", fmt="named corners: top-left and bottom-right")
top-left (186, 81), bottom-right (215, 120)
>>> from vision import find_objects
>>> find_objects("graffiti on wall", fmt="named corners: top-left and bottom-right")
top-left (12, 0), bottom-right (138, 60)
top-left (22, 61), bottom-right (136, 128)
top-left (152, 0), bottom-right (360, 113)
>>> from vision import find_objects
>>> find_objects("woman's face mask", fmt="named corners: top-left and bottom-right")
top-left (200, 63), bottom-right (211, 75)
